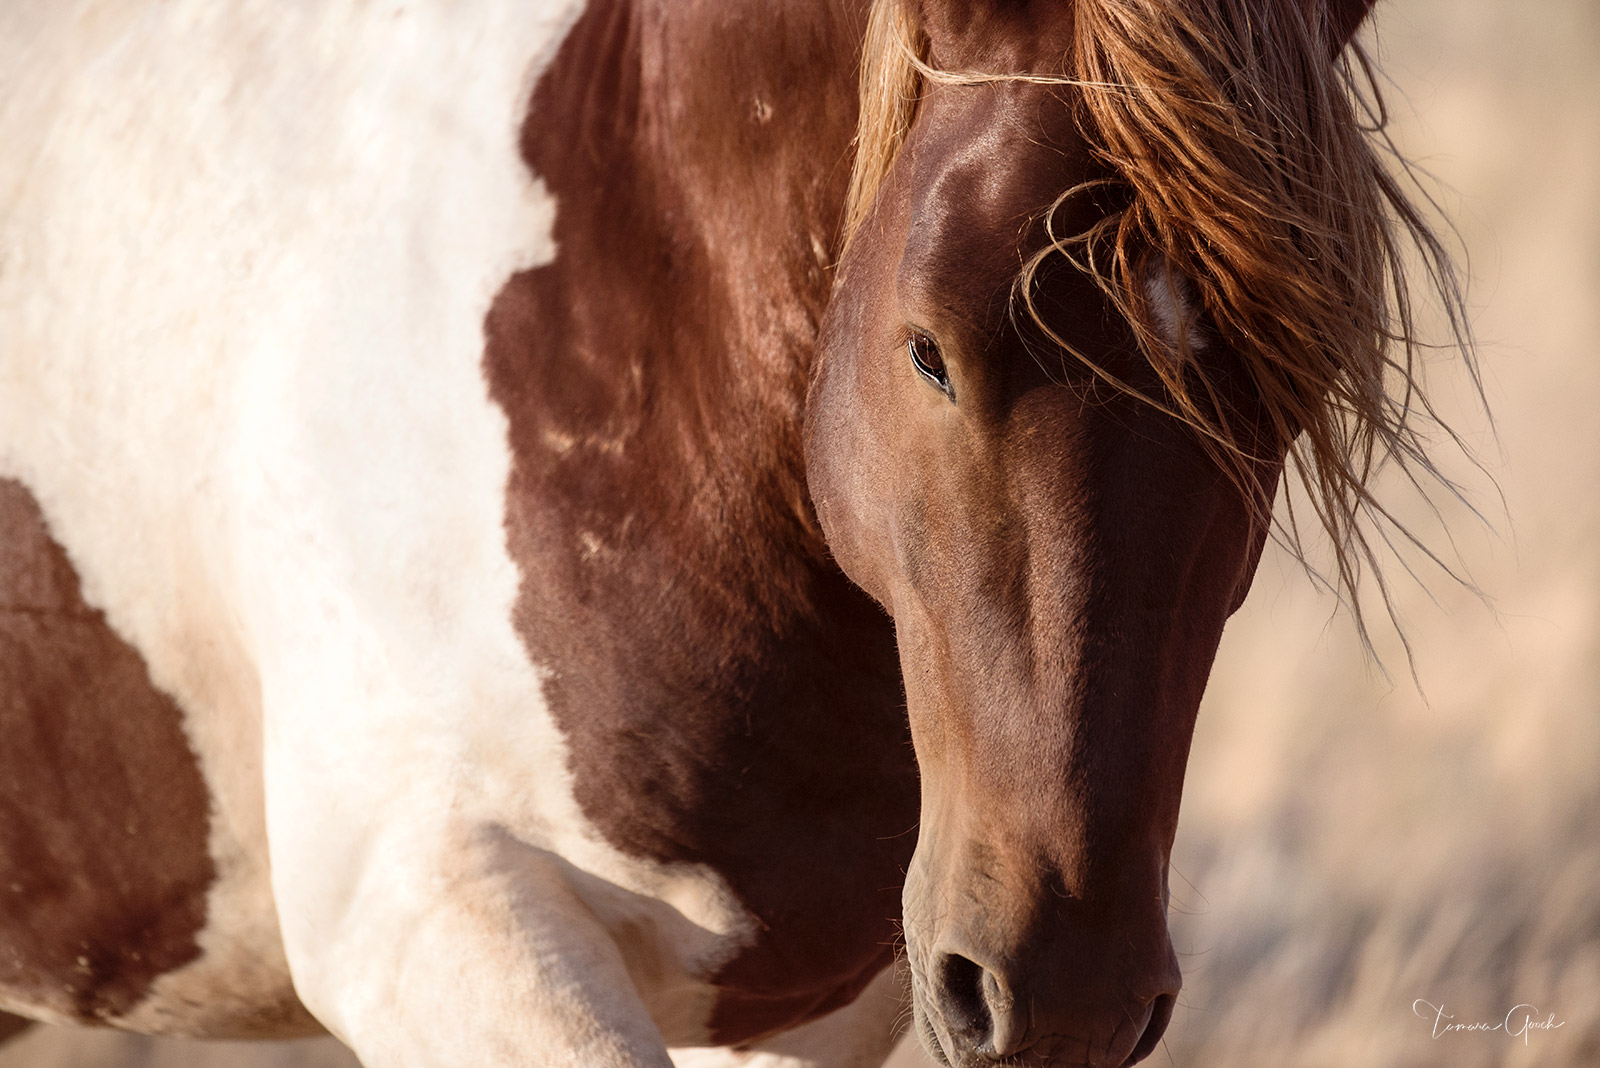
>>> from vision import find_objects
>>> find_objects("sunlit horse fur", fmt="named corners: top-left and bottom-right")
top-left (0, 1), bottom-right (1471, 1067)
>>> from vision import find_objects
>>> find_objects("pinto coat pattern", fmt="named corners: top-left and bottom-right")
top-left (1, 3), bottom-right (911, 1064)
top-left (0, 1), bottom-right (1461, 1067)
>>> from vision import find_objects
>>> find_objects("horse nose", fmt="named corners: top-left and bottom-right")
top-left (935, 950), bottom-right (1027, 1058)
top-left (927, 947), bottom-right (1178, 1066)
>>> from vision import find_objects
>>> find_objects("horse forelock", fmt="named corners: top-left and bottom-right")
top-left (844, 0), bottom-right (1482, 650)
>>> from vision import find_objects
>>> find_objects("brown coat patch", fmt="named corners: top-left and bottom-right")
top-left (0, 1013), bottom-right (29, 1044)
top-left (482, 0), bottom-right (920, 1044)
top-left (0, 479), bottom-right (214, 1023)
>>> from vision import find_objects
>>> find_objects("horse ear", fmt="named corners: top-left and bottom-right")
top-left (1325, 0), bottom-right (1378, 50)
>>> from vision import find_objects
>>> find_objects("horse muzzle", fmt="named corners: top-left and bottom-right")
top-left (909, 944), bottom-right (1177, 1067)
top-left (903, 848), bottom-right (1181, 1068)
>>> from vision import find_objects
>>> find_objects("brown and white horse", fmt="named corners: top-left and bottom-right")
top-left (0, 1), bottom-right (1464, 1066)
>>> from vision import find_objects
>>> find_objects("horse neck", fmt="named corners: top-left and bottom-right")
top-left (634, 0), bottom-right (871, 575)
top-left (504, 0), bottom-right (865, 573)
top-left (484, 0), bottom-right (882, 681)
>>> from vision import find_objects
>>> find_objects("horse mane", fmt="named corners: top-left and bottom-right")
top-left (843, 0), bottom-right (1483, 652)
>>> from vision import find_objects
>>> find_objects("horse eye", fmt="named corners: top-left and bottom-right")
top-left (908, 332), bottom-right (952, 398)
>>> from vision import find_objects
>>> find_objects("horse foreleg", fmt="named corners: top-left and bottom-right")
top-left (669, 966), bottom-right (909, 1068)
top-left (268, 817), bottom-right (676, 1068)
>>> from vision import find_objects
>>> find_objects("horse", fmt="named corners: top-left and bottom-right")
top-left (0, 1), bottom-right (1468, 1066)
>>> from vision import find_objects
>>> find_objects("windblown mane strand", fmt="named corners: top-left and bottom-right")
top-left (843, 0), bottom-right (1481, 650)
top-left (842, 0), bottom-right (925, 249)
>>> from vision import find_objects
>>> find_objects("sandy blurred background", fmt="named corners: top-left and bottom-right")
top-left (4, 0), bottom-right (1596, 1065)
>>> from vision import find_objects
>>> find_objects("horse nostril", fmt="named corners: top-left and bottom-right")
top-left (928, 947), bottom-right (1173, 1066)
top-left (1123, 992), bottom-right (1176, 1066)
top-left (937, 951), bottom-right (990, 1037)
top-left (936, 952), bottom-right (1028, 1059)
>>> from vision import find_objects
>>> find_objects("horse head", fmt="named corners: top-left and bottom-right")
top-left (806, 0), bottom-right (1389, 1063)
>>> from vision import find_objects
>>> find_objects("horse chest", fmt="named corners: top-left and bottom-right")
top-left (486, 382), bottom-right (921, 1039)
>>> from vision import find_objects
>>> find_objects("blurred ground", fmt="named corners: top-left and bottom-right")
top-left (5, 0), bottom-right (1596, 1065)
top-left (0, 1029), bottom-right (355, 1068)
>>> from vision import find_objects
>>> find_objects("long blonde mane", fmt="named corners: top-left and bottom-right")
top-left (843, 0), bottom-right (1482, 650)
